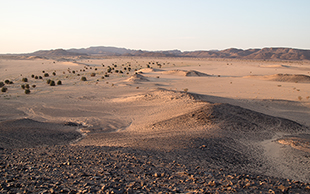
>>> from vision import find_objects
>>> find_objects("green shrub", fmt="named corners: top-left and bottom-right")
top-left (57, 80), bottom-right (62, 85)
top-left (32, 85), bottom-right (36, 88)
top-left (72, 70), bottom-right (75, 74)
top-left (0, 82), bottom-right (4, 87)
top-left (44, 73), bottom-right (49, 77)
top-left (95, 68), bottom-right (97, 71)
top-left (9, 81), bottom-right (13, 84)
top-left (25, 89), bottom-right (30, 94)
top-left (39, 76), bottom-right (43, 79)
top-left (31, 74), bottom-right (35, 78)
top-left (35, 76), bottom-right (38, 79)
top-left (25, 84), bottom-right (30, 89)
top-left (5, 80), bottom-right (10, 84)
top-left (1, 87), bottom-right (7, 92)
top-left (21, 84), bottom-right (25, 89)
top-left (42, 71), bottom-right (45, 73)
top-left (81, 77), bottom-right (87, 81)
top-left (50, 80), bottom-right (55, 86)
top-left (46, 79), bottom-right (51, 84)
top-left (52, 72), bottom-right (56, 76)
top-left (22, 78), bottom-right (28, 82)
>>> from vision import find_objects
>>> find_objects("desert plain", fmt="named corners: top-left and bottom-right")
top-left (1, 57), bottom-right (310, 193)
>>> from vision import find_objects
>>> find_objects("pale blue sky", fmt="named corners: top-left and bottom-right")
top-left (1, 0), bottom-right (309, 53)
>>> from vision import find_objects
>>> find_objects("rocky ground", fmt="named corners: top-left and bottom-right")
top-left (1, 145), bottom-right (310, 194)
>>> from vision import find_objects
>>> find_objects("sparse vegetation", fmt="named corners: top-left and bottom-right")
top-left (81, 77), bottom-right (87, 81)
top-left (184, 88), bottom-right (189, 93)
top-left (298, 96), bottom-right (302, 101)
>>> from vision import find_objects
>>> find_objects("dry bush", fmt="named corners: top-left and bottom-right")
top-left (1, 87), bottom-right (7, 92)
top-left (25, 89), bottom-right (30, 94)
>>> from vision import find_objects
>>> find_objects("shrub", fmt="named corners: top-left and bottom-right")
top-left (95, 68), bottom-right (97, 71)
top-left (39, 76), bottom-right (43, 79)
top-left (1, 87), bottom-right (7, 92)
top-left (5, 80), bottom-right (10, 84)
top-left (9, 81), bottom-right (13, 84)
top-left (91, 73), bottom-right (96, 77)
top-left (46, 79), bottom-right (51, 84)
top-left (31, 74), bottom-right (35, 78)
top-left (57, 80), bottom-right (62, 85)
top-left (35, 76), bottom-right (38, 79)
top-left (25, 84), bottom-right (30, 89)
top-left (50, 80), bottom-right (55, 86)
top-left (22, 78), bottom-right (28, 82)
top-left (81, 77), bottom-right (87, 81)
top-left (104, 74), bottom-right (109, 77)
top-left (115, 70), bottom-right (119, 73)
top-left (72, 70), bottom-right (75, 74)
top-left (42, 71), bottom-right (45, 73)
top-left (32, 85), bottom-right (36, 88)
top-left (101, 76), bottom-right (105, 79)
top-left (25, 89), bottom-right (30, 94)
top-left (52, 72), bottom-right (56, 76)
top-left (21, 84), bottom-right (25, 89)
top-left (44, 73), bottom-right (49, 77)
top-left (0, 82), bottom-right (4, 87)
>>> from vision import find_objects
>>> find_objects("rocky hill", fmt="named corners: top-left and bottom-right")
top-left (66, 46), bottom-right (310, 60)
top-left (2, 47), bottom-right (310, 60)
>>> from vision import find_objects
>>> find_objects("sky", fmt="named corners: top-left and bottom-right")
top-left (0, 0), bottom-right (310, 54)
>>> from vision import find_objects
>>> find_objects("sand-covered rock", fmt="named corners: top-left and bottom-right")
top-left (0, 118), bottom-right (81, 149)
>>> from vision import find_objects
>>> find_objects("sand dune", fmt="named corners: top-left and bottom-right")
top-left (125, 74), bottom-right (150, 83)
top-left (245, 73), bottom-right (310, 83)
top-left (1, 57), bottom-right (310, 192)
top-left (163, 69), bottom-right (209, 77)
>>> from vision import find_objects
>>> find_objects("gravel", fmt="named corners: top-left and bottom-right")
top-left (1, 145), bottom-right (310, 193)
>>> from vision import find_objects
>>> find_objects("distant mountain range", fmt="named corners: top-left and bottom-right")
top-left (2, 46), bottom-right (310, 60)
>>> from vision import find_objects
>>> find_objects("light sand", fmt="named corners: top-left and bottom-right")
top-left (1, 57), bottom-right (310, 183)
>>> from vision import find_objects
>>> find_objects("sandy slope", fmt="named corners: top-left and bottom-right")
top-left (1, 57), bottom-right (310, 191)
